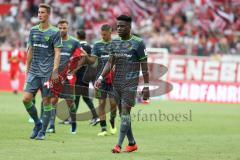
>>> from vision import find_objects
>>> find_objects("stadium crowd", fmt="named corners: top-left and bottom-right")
top-left (0, 0), bottom-right (239, 56)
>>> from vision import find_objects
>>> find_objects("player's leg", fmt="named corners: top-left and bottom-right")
top-left (112, 103), bottom-right (131, 153)
top-left (82, 83), bottom-right (99, 125)
top-left (31, 93), bottom-right (44, 121)
top-left (74, 83), bottom-right (81, 111)
top-left (23, 91), bottom-right (43, 139)
top-left (28, 92), bottom-right (44, 123)
top-left (95, 84), bottom-right (108, 136)
top-left (124, 118), bottom-right (137, 152)
top-left (35, 96), bottom-right (52, 140)
top-left (108, 84), bottom-right (117, 135)
top-left (97, 98), bottom-right (107, 136)
top-left (65, 82), bottom-right (77, 134)
top-left (112, 89), bottom-right (137, 153)
top-left (35, 77), bottom-right (54, 140)
top-left (109, 97), bottom-right (117, 135)
top-left (66, 99), bottom-right (77, 134)
top-left (23, 74), bottom-right (42, 139)
top-left (47, 97), bottom-right (58, 133)
top-left (83, 95), bottom-right (99, 125)
top-left (10, 71), bottom-right (19, 94)
top-left (123, 90), bottom-right (138, 152)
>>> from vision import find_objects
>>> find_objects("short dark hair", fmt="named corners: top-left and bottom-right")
top-left (116, 15), bottom-right (132, 23)
top-left (39, 3), bottom-right (51, 13)
top-left (58, 19), bottom-right (68, 25)
top-left (77, 29), bottom-right (86, 40)
top-left (101, 24), bottom-right (112, 31)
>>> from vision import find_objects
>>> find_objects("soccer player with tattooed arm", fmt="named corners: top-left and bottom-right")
top-left (47, 19), bottom-right (86, 135)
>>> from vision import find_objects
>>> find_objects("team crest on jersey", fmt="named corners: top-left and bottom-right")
top-left (33, 35), bottom-right (37, 39)
top-left (128, 45), bottom-right (133, 50)
top-left (122, 41), bottom-right (133, 50)
top-left (67, 44), bottom-right (73, 49)
top-left (44, 36), bottom-right (50, 41)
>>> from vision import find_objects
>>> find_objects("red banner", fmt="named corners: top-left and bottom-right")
top-left (149, 54), bottom-right (240, 104)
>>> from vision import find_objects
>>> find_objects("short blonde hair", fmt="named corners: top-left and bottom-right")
top-left (39, 3), bottom-right (51, 13)
top-left (58, 19), bottom-right (69, 25)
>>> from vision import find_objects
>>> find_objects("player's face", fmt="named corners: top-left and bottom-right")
top-left (117, 21), bottom-right (131, 38)
top-left (58, 23), bottom-right (68, 37)
top-left (101, 30), bottom-right (111, 42)
top-left (38, 7), bottom-right (49, 23)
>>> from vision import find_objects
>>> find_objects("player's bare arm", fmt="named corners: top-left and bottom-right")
top-left (52, 47), bottom-right (61, 80)
top-left (141, 58), bottom-right (150, 100)
top-left (26, 46), bottom-right (33, 75)
top-left (94, 56), bottom-right (115, 89)
top-left (70, 49), bottom-right (88, 74)
top-left (85, 55), bottom-right (97, 65)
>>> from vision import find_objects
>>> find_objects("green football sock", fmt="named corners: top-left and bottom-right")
top-left (117, 114), bottom-right (131, 147)
top-left (40, 105), bottom-right (53, 133)
top-left (24, 101), bottom-right (41, 125)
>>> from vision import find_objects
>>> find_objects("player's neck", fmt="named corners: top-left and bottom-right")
top-left (39, 22), bottom-right (50, 31)
top-left (121, 34), bottom-right (131, 40)
top-left (103, 38), bottom-right (111, 43)
top-left (62, 35), bottom-right (68, 41)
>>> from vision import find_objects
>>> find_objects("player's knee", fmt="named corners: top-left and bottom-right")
top-left (67, 101), bottom-right (74, 108)
top-left (42, 97), bottom-right (50, 106)
top-left (121, 106), bottom-right (131, 116)
top-left (99, 99), bottom-right (106, 107)
top-left (69, 104), bottom-right (77, 113)
top-left (51, 98), bottom-right (58, 105)
top-left (22, 96), bottom-right (32, 104)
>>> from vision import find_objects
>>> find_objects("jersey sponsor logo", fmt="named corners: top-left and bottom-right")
top-left (33, 43), bottom-right (49, 48)
top-left (128, 46), bottom-right (133, 50)
top-left (61, 52), bottom-right (71, 56)
top-left (114, 53), bottom-right (131, 58)
top-left (100, 55), bottom-right (110, 58)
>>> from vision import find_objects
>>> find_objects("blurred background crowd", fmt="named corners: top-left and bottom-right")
top-left (0, 0), bottom-right (239, 56)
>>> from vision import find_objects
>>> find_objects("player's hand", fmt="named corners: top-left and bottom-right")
top-left (51, 71), bottom-right (58, 80)
top-left (94, 78), bottom-right (102, 89)
top-left (142, 87), bottom-right (150, 100)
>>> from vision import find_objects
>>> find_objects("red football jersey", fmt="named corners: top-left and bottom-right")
top-left (8, 49), bottom-right (22, 72)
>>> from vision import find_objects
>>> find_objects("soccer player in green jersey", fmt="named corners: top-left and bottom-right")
top-left (47, 19), bottom-right (85, 134)
top-left (94, 15), bottom-right (150, 153)
top-left (22, 4), bottom-right (62, 140)
top-left (86, 24), bottom-right (118, 136)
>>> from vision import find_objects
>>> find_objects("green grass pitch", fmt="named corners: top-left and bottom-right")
top-left (0, 92), bottom-right (239, 160)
